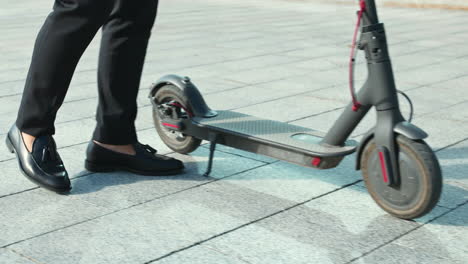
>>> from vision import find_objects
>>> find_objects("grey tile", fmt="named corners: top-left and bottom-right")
top-left (354, 242), bottom-right (464, 264)
top-left (412, 112), bottom-right (468, 151)
top-left (0, 189), bottom-right (112, 247)
top-left (155, 245), bottom-right (242, 264)
top-left (222, 63), bottom-right (311, 85)
top-left (70, 146), bottom-right (266, 210)
top-left (219, 155), bottom-right (361, 203)
top-left (426, 101), bottom-right (468, 123)
top-left (7, 181), bottom-right (296, 264)
top-left (191, 186), bottom-right (447, 264)
top-left (203, 224), bottom-right (340, 264)
top-left (435, 140), bottom-right (468, 209)
top-left (358, 203), bottom-right (468, 264)
top-left (404, 85), bottom-right (468, 116)
top-left (0, 160), bottom-right (42, 198)
top-left (291, 107), bottom-right (375, 136)
top-left (235, 92), bottom-right (344, 123)
top-left (396, 59), bottom-right (467, 87)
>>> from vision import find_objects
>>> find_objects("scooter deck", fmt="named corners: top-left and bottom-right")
top-left (193, 110), bottom-right (357, 157)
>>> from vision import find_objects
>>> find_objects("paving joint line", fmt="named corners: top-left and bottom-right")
top-left (144, 179), bottom-right (363, 263)
top-left (434, 136), bottom-right (468, 152)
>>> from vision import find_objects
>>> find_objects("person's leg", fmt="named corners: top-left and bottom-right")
top-left (8, 0), bottom-right (114, 193)
top-left (85, 0), bottom-right (184, 175)
top-left (92, 0), bottom-right (159, 147)
top-left (16, 0), bottom-right (113, 151)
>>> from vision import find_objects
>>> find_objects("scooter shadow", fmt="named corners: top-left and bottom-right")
top-left (69, 145), bottom-right (467, 228)
top-left (69, 147), bottom-right (267, 195)
top-left (69, 156), bottom-right (207, 196)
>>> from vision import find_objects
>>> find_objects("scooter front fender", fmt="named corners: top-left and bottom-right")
top-left (355, 121), bottom-right (428, 170)
top-left (394, 121), bottom-right (428, 140)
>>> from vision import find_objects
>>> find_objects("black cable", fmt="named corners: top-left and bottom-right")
top-left (397, 90), bottom-right (414, 123)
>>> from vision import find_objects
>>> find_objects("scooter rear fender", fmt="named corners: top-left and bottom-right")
top-left (149, 74), bottom-right (217, 118)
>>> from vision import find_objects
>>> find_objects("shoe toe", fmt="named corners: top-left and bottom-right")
top-left (42, 172), bottom-right (71, 192)
top-left (161, 157), bottom-right (184, 171)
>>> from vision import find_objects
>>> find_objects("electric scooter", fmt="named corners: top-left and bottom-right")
top-left (148, 0), bottom-right (442, 219)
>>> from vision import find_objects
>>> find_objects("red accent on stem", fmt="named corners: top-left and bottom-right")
top-left (312, 157), bottom-right (322, 167)
top-left (378, 151), bottom-right (389, 183)
top-left (352, 103), bottom-right (362, 112)
top-left (162, 122), bottom-right (180, 129)
top-left (360, 0), bottom-right (366, 10)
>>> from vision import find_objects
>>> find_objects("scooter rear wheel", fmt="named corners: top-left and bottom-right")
top-left (152, 84), bottom-right (202, 154)
top-left (361, 135), bottom-right (442, 219)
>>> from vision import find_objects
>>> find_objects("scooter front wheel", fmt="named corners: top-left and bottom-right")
top-left (361, 135), bottom-right (442, 219)
top-left (152, 84), bottom-right (202, 154)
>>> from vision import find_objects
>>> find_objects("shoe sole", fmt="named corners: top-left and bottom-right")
top-left (85, 159), bottom-right (184, 176)
top-left (5, 136), bottom-right (71, 195)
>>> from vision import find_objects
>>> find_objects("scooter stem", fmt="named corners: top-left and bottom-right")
top-left (362, 0), bottom-right (379, 26)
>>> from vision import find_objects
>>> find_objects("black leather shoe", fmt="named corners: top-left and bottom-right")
top-left (85, 141), bottom-right (184, 176)
top-left (5, 125), bottom-right (71, 194)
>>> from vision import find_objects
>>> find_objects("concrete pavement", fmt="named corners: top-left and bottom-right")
top-left (1, 0), bottom-right (467, 263)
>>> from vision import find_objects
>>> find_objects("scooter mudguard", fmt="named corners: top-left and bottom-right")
top-left (355, 121), bottom-right (428, 170)
top-left (148, 74), bottom-right (217, 118)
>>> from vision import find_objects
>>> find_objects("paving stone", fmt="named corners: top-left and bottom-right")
top-left (357, 203), bottom-right (468, 264)
top-left (291, 107), bottom-right (376, 137)
top-left (184, 186), bottom-right (447, 264)
top-left (204, 84), bottom-right (297, 110)
top-left (426, 101), bottom-right (468, 123)
top-left (222, 63), bottom-right (312, 85)
top-left (396, 59), bottom-right (467, 87)
top-left (0, 189), bottom-right (112, 247)
top-left (0, 159), bottom-right (43, 198)
top-left (250, 73), bottom-right (347, 96)
top-left (7, 181), bottom-right (298, 264)
top-left (219, 155), bottom-right (361, 203)
top-left (155, 245), bottom-right (242, 264)
top-left (412, 112), bottom-right (468, 151)
top-left (184, 77), bottom-right (248, 95)
top-left (70, 146), bottom-right (266, 210)
top-left (392, 51), bottom-right (455, 72)
top-left (401, 84), bottom-right (468, 116)
top-left (435, 140), bottom-right (468, 208)
top-left (235, 92), bottom-right (345, 123)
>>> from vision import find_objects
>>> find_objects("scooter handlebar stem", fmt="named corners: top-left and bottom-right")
top-left (362, 0), bottom-right (379, 26)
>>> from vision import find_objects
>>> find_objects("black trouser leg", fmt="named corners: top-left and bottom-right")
top-left (92, 0), bottom-right (158, 145)
top-left (16, 0), bottom-right (113, 137)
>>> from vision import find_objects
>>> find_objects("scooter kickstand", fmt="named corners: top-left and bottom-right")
top-left (204, 134), bottom-right (218, 177)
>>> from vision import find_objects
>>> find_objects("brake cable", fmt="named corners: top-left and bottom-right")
top-left (349, 0), bottom-right (366, 112)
